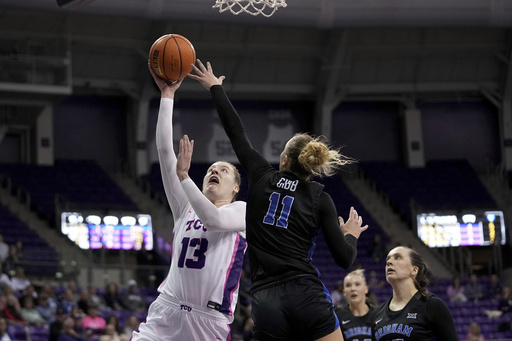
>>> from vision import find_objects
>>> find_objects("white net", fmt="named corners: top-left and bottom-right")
top-left (213, 0), bottom-right (287, 17)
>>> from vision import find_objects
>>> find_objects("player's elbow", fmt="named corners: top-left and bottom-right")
top-left (156, 144), bottom-right (172, 157)
top-left (202, 216), bottom-right (223, 231)
top-left (334, 253), bottom-right (356, 269)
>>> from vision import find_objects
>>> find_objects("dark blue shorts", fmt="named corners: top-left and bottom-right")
top-left (251, 276), bottom-right (339, 341)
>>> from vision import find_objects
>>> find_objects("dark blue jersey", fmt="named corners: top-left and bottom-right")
top-left (210, 85), bottom-right (358, 292)
top-left (371, 292), bottom-right (458, 341)
top-left (335, 303), bottom-right (375, 341)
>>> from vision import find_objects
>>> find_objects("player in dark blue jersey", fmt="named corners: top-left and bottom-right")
top-left (189, 60), bottom-right (369, 341)
top-left (335, 269), bottom-right (375, 341)
top-left (371, 246), bottom-right (458, 341)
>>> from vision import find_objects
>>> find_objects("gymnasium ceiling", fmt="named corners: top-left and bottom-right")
top-left (0, 0), bottom-right (511, 108)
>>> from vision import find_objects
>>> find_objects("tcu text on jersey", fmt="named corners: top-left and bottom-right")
top-left (185, 218), bottom-right (207, 232)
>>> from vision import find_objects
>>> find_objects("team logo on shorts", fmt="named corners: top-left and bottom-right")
top-left (180, 304), bottom-right (192, 312)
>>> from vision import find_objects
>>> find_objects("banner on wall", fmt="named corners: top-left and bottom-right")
top-left (147, 100), bottom-right (312, 165)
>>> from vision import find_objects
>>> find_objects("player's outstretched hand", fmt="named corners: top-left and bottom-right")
top-left (147, 59), bottom-right (184, 98)
top-left (188, 59), bottom-right (225, 90)
top-left (338, 206), bottom-right (368, 239)
top-left (176, 135), bottom-right (194, 181)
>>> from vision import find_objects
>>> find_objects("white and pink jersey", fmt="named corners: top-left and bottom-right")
top-left (156, 98), bottom-right (246, 323)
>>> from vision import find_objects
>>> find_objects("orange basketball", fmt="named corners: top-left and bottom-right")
top-left (149, 34), bottom-right (196, 82)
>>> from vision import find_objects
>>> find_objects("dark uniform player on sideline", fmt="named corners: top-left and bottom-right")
top-left (189, 60), bottom-right (369, 341)
top-left (335, 269), bottom-right (375, 341)
top-left (371, 246), bottom-right (458, 341)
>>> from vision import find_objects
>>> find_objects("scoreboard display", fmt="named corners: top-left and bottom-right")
top-left (417, 210), bottom-right (506, 248)
top-left (61, 212), bottom-right (153, 250)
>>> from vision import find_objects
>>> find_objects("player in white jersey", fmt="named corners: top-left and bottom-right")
top-left (131, 63), bottom-right (247, 341)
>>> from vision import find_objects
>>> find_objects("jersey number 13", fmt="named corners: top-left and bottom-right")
top-left (178, 237), bottom-right (208, 269)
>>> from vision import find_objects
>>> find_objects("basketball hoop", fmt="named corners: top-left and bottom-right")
top-left (213, 0), bottom-right (287, 17)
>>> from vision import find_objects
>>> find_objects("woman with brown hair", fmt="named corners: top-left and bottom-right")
top-left (372, 246), bottom-right (458, 340)
top-left (190, 60), bottom-right (368, 341)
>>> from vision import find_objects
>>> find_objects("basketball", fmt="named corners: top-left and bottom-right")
top-left (149, 34), bottom-right (196, 82)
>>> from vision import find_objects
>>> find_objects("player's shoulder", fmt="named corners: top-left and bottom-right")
top-left (226, 200), bottom-right (246, 208)
top-left (334, 304), bottom-right (352, 318)
top-left (423, 293), bottom-right (448, 307)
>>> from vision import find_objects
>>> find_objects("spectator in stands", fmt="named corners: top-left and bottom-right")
top-left (121, 280), bottom-right (146, 313)
top-left (40, 282), bottom-right (59, 307)
top-left (0, 317), bottom-right (14, 341)
top-left (2, 293), bottom-right (26, 326)
top-left (49, 307), bottom-right (68, 341)
top-left (104, 315), bottom-right (122, 335)
top-left (367, 270), bottom-right (385, 290)
top-left (60, 289), bottom-right (77, 315)
top-left (21, 285), bottom-right (38, 306)
top-left (446, 275), bottom-right (467, 303)
top-left (11, 265), bottom-right (33, 294)
top-left (384, 234), bottom-right (400, 254)
top-left (465, 321), bottom-right (485, 341)
top-left (69, 305), bottom-right (85, 337)
top-left (19, 295), bottom-right (45, 326)
top-left (0, 263), bottom-right (12, 291)
top-left (2, 245), bottom-right (19, 277)
top-left (99, 323), bottom-right (129, 341)
top-left (65, 280), bottom-right (80, 302)
top-left (368, 234), bottom-right (387, 264)
top-left (330, 280), bottom-right (348, 308)
top-left (81, 305), bottom-right (106, 339)
top-left (0, 234), bottom-right (9, 264)
top-left (486, 273), bottom-right (504, 300)
top-left (498, 286), bottom-right (512, 315)
top-left (105, 314), bottom-right (129, 341)
top-left (465, 274), bottom-right (484, 302)
top-left (365, 270), bottom-right (384, 306)
top-left (13, 241), bottom-right (23, 261)
top-left (9, 266), bottom-right (30, 295)
top-left (122, 314), bottom-right (140, 337)
top-left (36, 291), bottom-right (57, 324)
top-left (103, 282), bottom-right (124, 311)
top-left (58, 317), bottom-right (84, 341)
top-left (87, 285), bottom-right (105, 310)
top-left (76, 288), bottom-right (91, 314)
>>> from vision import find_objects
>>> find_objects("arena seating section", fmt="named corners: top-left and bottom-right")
top-left (358, 159), bottom-right (498, 222)
top-left (0, 204), bottom-right (59, 277)
top-left (0, 159), bottom-right (511, 340)
top-left (0, 159), bottom-right (138, 223)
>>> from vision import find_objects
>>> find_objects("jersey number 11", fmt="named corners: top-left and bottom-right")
top-left (263, 192), bottom-right (294, 229)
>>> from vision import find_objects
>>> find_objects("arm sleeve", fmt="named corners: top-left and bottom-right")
top-left (427, 297), bottom-right (459, 340)
top-left (210, 85), bottom-right (268, 176)
top-left (156, 98), bottom-right (188, 220)
top-left (318, 192), bottom-right (358, 268)
top-left (180, 178), bottom-right (246, 234)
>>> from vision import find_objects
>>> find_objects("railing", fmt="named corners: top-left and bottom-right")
top-left (0, 37), bottom-right (71, 95)
top-left (16, 255), bottom-right (170, 290)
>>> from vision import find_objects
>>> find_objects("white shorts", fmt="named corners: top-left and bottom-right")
top-left (131, 293), bottom-right (232, 341)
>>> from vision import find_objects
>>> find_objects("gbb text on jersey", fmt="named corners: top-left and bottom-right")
top-left (277, 178), bottom-right (298, 192)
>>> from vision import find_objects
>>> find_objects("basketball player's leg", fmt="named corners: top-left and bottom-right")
top-left (285, 277), bottom-right (342, 340)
